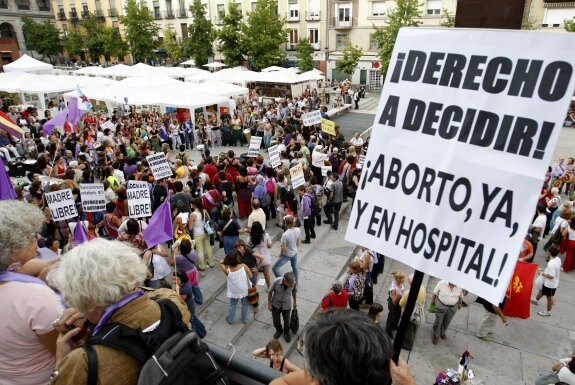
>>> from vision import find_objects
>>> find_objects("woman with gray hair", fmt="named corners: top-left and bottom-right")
top-left (47, 239), bottom-right (190, 385)
top-left (0, 200), bottom-right (64, 385)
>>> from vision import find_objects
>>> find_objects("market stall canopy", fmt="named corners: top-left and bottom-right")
top-left (3, 54), bottom-right (53, 74)
top-left (180, 59), bottom-right (196, 66)
top-left (74, 66), bottom-right (107, 76)
top-left (185, 79), bottom-right (249, 98)
top-left (298, 71), bottom-right (325, 81)
top-left (203, 62), bottom-right (227, 69)
top-left (261, 66), bottom-right (286, 72)
top-left (211, 67), bottom-right (260, 83)
top-left (0, 73), bottom-right (115, 93)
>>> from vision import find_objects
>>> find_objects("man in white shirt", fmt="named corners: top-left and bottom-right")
top-left (349, 132), bottom-right (364, 148)
top-left (532, 245), bottom-right (561, 316)
top-left (430, 280), bottom-right (463, 344)
top-left (529, 203), bottom-right (547, 258)
top-left (246, 198), bottom-right (266, 232)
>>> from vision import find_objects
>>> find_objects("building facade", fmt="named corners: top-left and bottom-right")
top-left (50, 0), bottom-right (124, 40)
top-left (525, 0), bottom-right (575, 29)
top-left (0, 0), bottom-right (54, 66)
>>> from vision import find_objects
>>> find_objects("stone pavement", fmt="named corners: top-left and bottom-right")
top-left (178, 123), bottom-right (575, 385)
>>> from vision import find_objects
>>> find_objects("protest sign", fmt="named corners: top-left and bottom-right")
top-left (45, 189), bottom-right (77, 221)
top-left (127, 181), bottom-right (152, 219)
top-left (268, 144), bottom-right (281, 168)
top-left (302, 110), bottom-right (322, 126)
top-left (248, 136), bottom-right (263, 157)
top-left (80, 183), bottom-right (105, 212)
top-left (290, 163), bottom-right (305, 189)
top-left (146, 153), bottom-right (173, 180)
top-left (321, 166), bottom-right (332, 176)
top-left (345, 28), bottom-right (575, 304)
top-left (100, 120), bottom-right (115, 131)
top-left (320, 118), bottom-right (336, 136)
top-left (357, 155), bottom-right (366, 169)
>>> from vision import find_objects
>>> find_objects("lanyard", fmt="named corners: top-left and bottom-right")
top-left (93, 290), bottom-right (145, 334)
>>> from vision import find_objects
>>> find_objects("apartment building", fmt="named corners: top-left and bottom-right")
top-left (525, 0), bottom-right (575, 29)
top-left (50, 0), bottom-right (124, 37)
top-left (327, 0), bottom-right (457, 90)
top-left (0, 0), bottom-right (54, 65)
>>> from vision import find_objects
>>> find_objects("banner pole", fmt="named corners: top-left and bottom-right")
top-left (392, 269), bottom-right (424, 364)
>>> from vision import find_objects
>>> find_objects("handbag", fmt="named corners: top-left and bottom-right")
top-left (535, 274), bottom-right (544, 291)
top-left (202, 210), bottom-right (216, 236)
top-left (290, 308), bottom-right (299, 334)
top-left (247, 283), bottom-right (259, 307)
top-left (427, 302), bottom-right (436, 313)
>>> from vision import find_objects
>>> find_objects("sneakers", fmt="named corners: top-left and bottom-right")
top-left (537, 310), bottom-right (551, 317)
top-left (302, 239), bottom-right (311, 244)
top-left (531, 298), bottom-right (539, 305)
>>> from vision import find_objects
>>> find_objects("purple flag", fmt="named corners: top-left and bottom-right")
top-left (143, 195), bottom-right (172, 248)
top-left (73, 219), bottom-right (89, 246)
top-left (67, 97), bottom-right (85, 126)
top-left (0, 156), bottom-right (17, 200)
top-left (43, 108), bottom-right (69, 134)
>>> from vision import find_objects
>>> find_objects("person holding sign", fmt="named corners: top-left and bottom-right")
top-left (430, 280), bottom-right (464, 345)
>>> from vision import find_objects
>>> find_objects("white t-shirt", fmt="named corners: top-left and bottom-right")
top-left (281, 227), bottom-right (301, 257)
top-left (544, 257), bottom-right (561, 289)
top-left (558, 365), bottom-right (575, 384)
top-left (248, 208), bottom-right (266, 230)
top-left (150, 254), bottom-right (171, 280)
top-left (532, 214), bottom-right (547, 241)
top-left (311, 151), bottom-right (327, 167)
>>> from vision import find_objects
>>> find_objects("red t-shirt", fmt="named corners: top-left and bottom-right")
top-left (202, 190), bottom-right (221, 212)
top-left (320, 289), bottom-right (349, 310)
top-left (204, 163), bottom-right (218, 181)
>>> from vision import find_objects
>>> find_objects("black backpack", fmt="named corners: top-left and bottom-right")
top-left (84, 299), bottom-right (228, 385)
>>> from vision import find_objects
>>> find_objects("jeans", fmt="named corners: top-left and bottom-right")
top-left (194, 232), bottom-right (214, 269)
top-left (211, 129), bottom-right (221, 147)
top-left (227, 296), bottom-right (249, 324)
top-left (263, 133), bottom-right (273, 149)
top-left (184, 131), bottom-right (194, 150)
top-left (303, 218), bottom-right (315, 240)
top-left (272, 253), bottom-right (299, 285)
top-left (171, 135), bottom-right (182, 151)
top-left (192, 285), bottom-right (204, 305)
top-left (223, 235), bottom-right (239, 256)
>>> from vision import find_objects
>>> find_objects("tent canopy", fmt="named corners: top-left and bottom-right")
top-left (0, 73), bottom-right (115, 93)
top-left (3, 54), bottom-right (53, 74)
top-left (185, 79), bottom-right (249, 98)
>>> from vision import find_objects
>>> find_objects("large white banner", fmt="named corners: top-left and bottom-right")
top-left (345, 28), bottom-right (575, 303)
top-left (146, 153), bottom-right (173, 180)
top-left (302, 110), bottom-right (321, 126)
top-left (80, 183), bottom-right (106, 212)
top-left (45, 189), bottom-right (78, 221)
top-left (127, 181), bottom-right (152, 219)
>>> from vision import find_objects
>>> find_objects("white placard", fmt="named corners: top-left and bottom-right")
top-left (127, 181), bottom-right (152, 219)
top-left (290, 163), bottom-right (305, 189)
top-left (45, 188), bottom-right (78, 221)
top-left (268, 144), bottom-right (281, 168)
top-left (357, 155), bottom-right (366, 169)
top-left (80, 183), bottom-right (106, 212)
top-left (321, 166), bottom-right (332, 176)
top-left (345, 28), bottom-right (575, 304)
top-left (302, 110), bottom-right (322, 126)
top-left (100, 120), bottom-right (115, 131)
top-left (248, 136), bottom-right (263, 157)
top-left (146, 153), bottom-right (173, 180)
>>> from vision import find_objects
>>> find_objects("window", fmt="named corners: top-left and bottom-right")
top-left (372, 1), bottom-right (386, 17)
top-left (336, 34), bottom-right (348, 49)
top-left (288, 29), bottom-right (298, 44)
top-left (288, 3), bottom-right (299, 20)
top-left (336, 3), bottom-right (351, 27)
top-left (37, 0), bottom-right (50, 11)
top-left (217, 3), bottom-right (224, 20)
top-left (426, 0), bottom-right (441, 15)
top-left (369, 34), bottom-right (378, 50)
top-left (251, 2), bottom-right (257, 12)
top-left (0, 0), bottom-right (7, 9)
top-left (166, 0), bottom-right (172, 12)
top-left (235, 1), bottom-right (242, 14)
top-left (82, 3), bottom-right (89, 13)
top-left (16, 0), bottom-right (30, 10)
top-left (309, 28), bottom-right (318, 44)
top-left (543, 8), bottom-right (574, 27)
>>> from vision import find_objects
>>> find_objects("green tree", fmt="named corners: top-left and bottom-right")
top-left (101, 26), bottom-right (129, 61)
top-left (335, 39), bottom-right (363, 76)
top-left (372, 0), bottom-right (421, 75)
top-left (218, 1), bottom-right (245, 67)
top-left (182, 0), bottom-right (216, 67)
top-left (79, 14), bottom-right (105, 62)
top-left (120, 0), bottom-right (160, 63)
top-left (439, 9), bottom-right (455, 27)
top-left (162, 25), bottom-right (182, 64)
top-left (295, 38), bottom-right (314, 72)
top-left (21, 16), bottom-right (63, 62)
top-left (242, 0), bottom-right (288, 70)
top-left (63, 29), bottom-right (84, 60)
top-left (565, 17), bottom-right (575, 32)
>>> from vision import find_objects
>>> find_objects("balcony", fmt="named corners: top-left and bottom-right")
top-left (16, 1), bottom-right (30, 10)
top-left (38, 3), bottom-right (50, 11)
top-left (164, 9), bottom-right (175, 18)
top-left (177, 8), bottom-right (187, 17)
top-left (94, 9), bottom-right (104, 18)
top-left (286, 12), bottom-right (299, 22)
top-left (312, 42), bottom-right (320, 50)
top-left (306, 10), bottom-right (320, 21)
top-left (69, 10), bottom-right (79, 21)
top-left (286, 42), bottom-right (296, 50)
top-left (108, 8), bottom-right (117, 17)
top-left (330, 16), bottom-right (355, 28)
top-left (543, 0), bottom-right (575, 7)
top-left (81, 10), bottom-right (90, 17)
top-left (58, 11), bottom-right (66, 19)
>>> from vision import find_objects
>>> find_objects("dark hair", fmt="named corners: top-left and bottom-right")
top-left (180, 239), bottom-right (192, 256)
top-left (367, 303), bottom-right (384, 321)
top-left (179, 144), bottom-right (185, 152)
top-left (303, 309), bottom-right (393, 385)
top-left (191, 197), bottom-right (203, 211)
top-left (223, 251), bottom-right (240, 267)
top-left (569, 358), bottom-right (575, 373)
top-left (548, 244), bottom-right (560, 257)
top-left (174, 180), bottom-right (184, 192)
top-left (176, 270), bottom-right (189, 284)
top-left (106, 201), bottom-right (117, 213)
top-left (250, 221), bottom-right (264, 246)
top-left (126, 218), bottom-right (140, 235)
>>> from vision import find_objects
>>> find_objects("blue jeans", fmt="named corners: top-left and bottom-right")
top-left (263, 133), bottom-right (273, 149)
top-left (192, 285), bottom-right (203, 305)
top-left (184, 131), bottom-right (194, 150)
top-left (224, 235), bottom-right (239, 256)
top-left (227, 296), bottom-right (249, 324)
top-left (272, 254), bottom-right (299, 285)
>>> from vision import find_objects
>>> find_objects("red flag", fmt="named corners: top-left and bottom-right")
top-left (503, 261), bottom-right (538, 319)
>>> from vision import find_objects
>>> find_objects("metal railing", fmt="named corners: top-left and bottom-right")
top-left (69, 10), bottom-right (78, 20)
top-left (164, 9), bottom-right (175, 18)
top-left (330, 16), bottom-right (355, 28)
top-left (94, 9), bottom-right (104, 17)
top-left (286, 12), bottom-right (299, 22)
top-left (58, 11), bottom-right (66, 19)
top-left (306, 10), bottom-right (320, 21)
